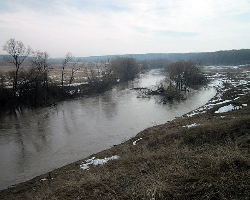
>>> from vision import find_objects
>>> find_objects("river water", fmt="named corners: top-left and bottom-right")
top-left (0, 69), bottom-right (216, 190)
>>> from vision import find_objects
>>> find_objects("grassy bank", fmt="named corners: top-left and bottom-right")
top-left (0, 70), bottom-right (250, 199)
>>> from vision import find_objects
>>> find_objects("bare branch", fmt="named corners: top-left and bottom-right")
top-left (2, 38), bottom-right (32, 94)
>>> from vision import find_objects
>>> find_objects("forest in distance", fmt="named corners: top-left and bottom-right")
top-left (0, 38), bottom-right (250, 113)
top-left (45, 48), bottom-right (250, 66)
top-left (1, 48), bottom-right (250, 66)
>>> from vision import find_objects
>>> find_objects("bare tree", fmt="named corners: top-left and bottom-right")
top-left (2, 38), bottom-right (32, 95)
top-left (61, 52), bottom-right (73, 94)
top-left (69, 60), bottom-right (84, 84)
top-left (31, 51), bottom-right (50, 103)
top-left (83, 62), bottom-right (99, 86)
top-left (32, 51), bottom-right (50, 87)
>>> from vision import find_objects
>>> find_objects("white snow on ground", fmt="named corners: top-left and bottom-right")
top-left (182, 123), bottom-right (200, 128)
top-left (207, 78), bottom-right (224, 88)
top-left (215, 103), bottom-right (248, 114)
top-left (133, 138), bottom-right (143, 145)
top-left (80, 155), bottom-right (119, 170)
top-left (215, 104), bottom-right (234, 113)
top-left (186, 98), bottom-right (232, 117)
top-left (65, 82), bottom-right (89, 86)
top-left (186, 78), bottom-right (226, 117)
top-left (40, 178), bottom-right (54, 181)
top-left (186, 70), bottom-right (250, 118)
top-left (186, 112), bottom-right (202, 117)
top-left (215, 104), bottom-right (240, 113)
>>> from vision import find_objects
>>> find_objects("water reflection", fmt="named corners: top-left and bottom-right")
top-left (0, 69), bottom-right (216, 190)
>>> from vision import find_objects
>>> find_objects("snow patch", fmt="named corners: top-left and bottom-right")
top-left (183, 123), bottom-right (200, 128)
top-left (80, 155), bottom-right (119, 170)
top-left (215, 104), bottom-right (241, 113)
top-left (133, 138), bottom-right (143, 145)
top-left (186, 111), bottom-right (206, 117)
top-left (65, 82), bottom-right (89, 86)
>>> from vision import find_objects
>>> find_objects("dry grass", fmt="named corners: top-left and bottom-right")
top-left (0, 63), bottom-right (98, 85)
top-left (48, 69), bottom-right (89, 84)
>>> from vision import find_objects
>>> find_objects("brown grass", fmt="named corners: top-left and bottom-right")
top-left (0, 63), bottom-right (97, 85)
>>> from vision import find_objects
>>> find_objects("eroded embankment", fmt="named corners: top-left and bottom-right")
top-left (1, 69), bottom-right (250, 199)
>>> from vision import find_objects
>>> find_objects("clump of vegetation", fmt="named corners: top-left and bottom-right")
top-left (110, 57), bottom-right (140, 81)
top-left (166, 60), bottom-right (207, 90)
top-left (82, 61), bottom-right (117, 93)
top-left (157, 84), bottom-right (186, 103)
top-left (140, 60), bottom-right (207, 103)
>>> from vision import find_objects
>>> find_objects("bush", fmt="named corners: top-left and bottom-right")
top-left (110, 57), bottom-right (140, 81)
top-left (166, 60), bottom-right (207, 90)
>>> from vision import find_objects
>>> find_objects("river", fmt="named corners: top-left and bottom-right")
top-left (0, 69), bottom-right (216, 190)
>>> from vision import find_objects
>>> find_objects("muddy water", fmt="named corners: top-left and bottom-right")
top-left (0, 69), bottom-right (216, 190)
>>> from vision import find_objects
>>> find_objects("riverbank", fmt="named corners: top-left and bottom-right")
top-left (1, 68), bottom-right (250, 199)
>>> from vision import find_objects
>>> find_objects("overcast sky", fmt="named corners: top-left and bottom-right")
top-left (0, 0), bottom-right (250, 58)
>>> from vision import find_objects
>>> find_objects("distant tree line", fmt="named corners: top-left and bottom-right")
top-left (138, 50), bottom-right (250, 66)
top-left (56, 49), bottom-right (250, 66)
top-left (139, 58), bottom-right (171, 70)
top-left (0, 39), bottom-right (140, 112)
top-left (185, 50), bottom-right (250, 66)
